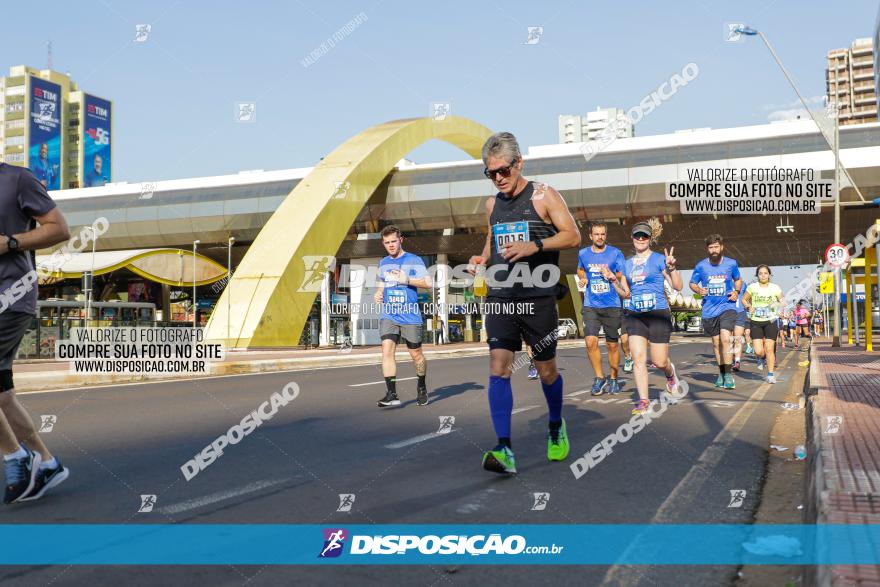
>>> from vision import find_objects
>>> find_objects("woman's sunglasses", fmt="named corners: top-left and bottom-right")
top-left (632, 234), bottom-right (651, 241)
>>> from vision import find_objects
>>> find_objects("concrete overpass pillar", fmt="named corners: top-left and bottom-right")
top-left (320, 270), bottom-right (331, 347)
top-left (437, 253), bottom-right (449, 344)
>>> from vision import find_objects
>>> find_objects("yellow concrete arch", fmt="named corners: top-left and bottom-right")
top-left (205, 116), bottom-right (493, 348)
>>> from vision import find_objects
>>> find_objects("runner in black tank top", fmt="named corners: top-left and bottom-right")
top-left (468, 131), bottom-right (581, 475)
top-left (488, 180), bottom-right (560, 299)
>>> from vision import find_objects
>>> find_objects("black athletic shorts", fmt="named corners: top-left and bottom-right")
top-left (623, 309), bottom-right (672, 344)
top-left (485, 296), bottom-right (558, 361)
top-left (581, 306), bottom-right (622, 342)
top-left (702, 310), bottom-right (737, 337)
top-left (750, 320), bottom-right (779, 341)
top-left (0, 311), bottom-right (33, 392)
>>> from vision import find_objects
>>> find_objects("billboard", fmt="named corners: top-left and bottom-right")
top-left (28, 77), bottom-right (62, 190)
top-left (82, 94), bottom-right (112, 187)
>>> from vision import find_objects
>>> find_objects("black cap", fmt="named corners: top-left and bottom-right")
top-left (631, 222), bottom-right (652, 238)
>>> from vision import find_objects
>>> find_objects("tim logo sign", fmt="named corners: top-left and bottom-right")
top-left (318, 528), bottom-right (348, 558)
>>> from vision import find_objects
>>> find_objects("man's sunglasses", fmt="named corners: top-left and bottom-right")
top-left (484, 160), bottom-right (517, 180)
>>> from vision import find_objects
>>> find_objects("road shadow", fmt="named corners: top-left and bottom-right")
top-left (401, 381), bottom-right (484, 406)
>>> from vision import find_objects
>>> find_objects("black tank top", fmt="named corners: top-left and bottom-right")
top-left (488, 181), bottom-right (560, 298)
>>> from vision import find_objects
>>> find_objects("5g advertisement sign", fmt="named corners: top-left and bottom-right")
top-left (82, 94), bottom-right (112, 187)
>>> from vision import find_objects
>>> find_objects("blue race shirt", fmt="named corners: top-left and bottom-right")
top-left (379, 252), bottom-right (427, 325)
top-left (577, 244), bottom-right (625, 309)
top-left (690, 257), bottom-right (741, 319)
top-left (623, 252), bottom-right (669, 313)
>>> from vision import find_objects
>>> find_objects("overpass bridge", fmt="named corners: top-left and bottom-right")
top-left (46, 117), bottom-right (880, 347)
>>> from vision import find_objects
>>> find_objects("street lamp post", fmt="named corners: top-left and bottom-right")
top-left (735, 25), bottom-right (861, 347)
top-left (227, 237), bottom-right (235, 339)
top-left (832, 111), bottom-right (842, 345)
top-left (193, 240), bottom-right (200, 329)
top-left (84, 226), bottom-right (98, 324)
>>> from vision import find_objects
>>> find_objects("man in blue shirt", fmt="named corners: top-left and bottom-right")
top-left (373, 226), bottom-right (432, 408)
top-left (84, 155), bottom-right (107, 188)
top-left (689, 234), bottom-right (743, 390)
top-left (576, 221), bottom-right (626, 395)
top-left (30, 143), bottom-right (57, 189)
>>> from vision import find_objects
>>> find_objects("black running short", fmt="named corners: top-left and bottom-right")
top-left (702, 310), bottom-right (737, 337)
top-left (623, 309), bottom-right (672, 344)
top-left (581, 306), bottom-right (622, 342)
top-left (750, 320), bottom-right (778, 341)
top-left (485, 296), bottom-right (558, 361)
top-left (0, 311), bottom-right (33, 392)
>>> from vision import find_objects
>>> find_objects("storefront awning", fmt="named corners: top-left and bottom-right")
top-left (36, 248), bottom-right (228, 287)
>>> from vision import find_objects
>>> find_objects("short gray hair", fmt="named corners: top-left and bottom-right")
top-left (481, 132), bottom-right (522, 165)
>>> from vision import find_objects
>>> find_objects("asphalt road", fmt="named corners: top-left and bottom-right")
top-left (3, 335), bottom-right (805, 586)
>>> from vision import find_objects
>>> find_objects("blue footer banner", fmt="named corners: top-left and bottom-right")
top-left (1, 525), bottom-right (878, 565)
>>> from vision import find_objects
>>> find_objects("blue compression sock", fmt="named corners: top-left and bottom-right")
top-left (488, 375), bottom-right (513, 441)
top-left (541, 374), bottom-right (563, 423)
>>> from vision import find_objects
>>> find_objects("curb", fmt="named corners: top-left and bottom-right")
top-left (803, 344), bottom-right (833, 587)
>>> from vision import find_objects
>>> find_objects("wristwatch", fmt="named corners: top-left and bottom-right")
top-left (534, 238), bottom-right (544, 252)
top-left (4, 235), bottom-right (19, 252)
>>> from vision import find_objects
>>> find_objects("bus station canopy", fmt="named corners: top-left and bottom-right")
top-left (36, 248), bottom-right (227, 287)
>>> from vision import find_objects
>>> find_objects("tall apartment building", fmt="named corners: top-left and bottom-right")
top-left (826, 38), bottom-right (878, 125)
top-left (0, 65), bottom-right (112, 189)
top-left (558, 107), bottom-right (634, 144)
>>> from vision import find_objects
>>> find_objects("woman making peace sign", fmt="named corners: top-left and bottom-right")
top-left (604, 220), bottom-right (684, 415)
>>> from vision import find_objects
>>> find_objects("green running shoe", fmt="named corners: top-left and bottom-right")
top-left (482, 445), bottom-right (517, 475)
top-left (547, 419), bottom-right (570, 462)
top-left (714, 374), bottom-right (724, 388)
top-left (723, 373), bottom-right (736, 390)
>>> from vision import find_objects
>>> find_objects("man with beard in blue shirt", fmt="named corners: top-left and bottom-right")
top-left (576, 221), bottom-right (626, 395)
top-left (690, 234), bottom-right (743, 390)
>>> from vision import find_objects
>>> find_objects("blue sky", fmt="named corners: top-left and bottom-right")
top-left (2, 0), bottom-right (878, 184)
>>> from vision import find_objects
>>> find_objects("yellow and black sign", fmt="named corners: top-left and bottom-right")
top-left (819, 272), bottom-right (835, 294)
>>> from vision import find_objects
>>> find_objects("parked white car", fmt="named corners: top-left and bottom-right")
top-left (557, 318), bottom-right (578, 339)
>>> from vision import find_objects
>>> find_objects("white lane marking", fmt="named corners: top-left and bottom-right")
top-left (384, 430), bottom-right (458, 450)
top-left (385, 404), bottom-right (547, 449)
top-left (598, 351), bottom-right (797, 586)
top-left (566, 389), bottom-right (592, 397)
top-left (349, 377), bottom-right (417, 387)
top-left (512, 405), bottom-right (540, 415)
top-left (158, 479), bottom-right (287, 515)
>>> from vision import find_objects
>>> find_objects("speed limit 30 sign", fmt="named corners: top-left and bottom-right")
top-left (825, 243), bottom-right (850, 269)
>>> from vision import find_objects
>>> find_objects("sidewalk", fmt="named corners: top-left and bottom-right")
top-left (805, 338), bottom-right (880, 587)
top-left (13, 338), bottom-right (593, 392)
